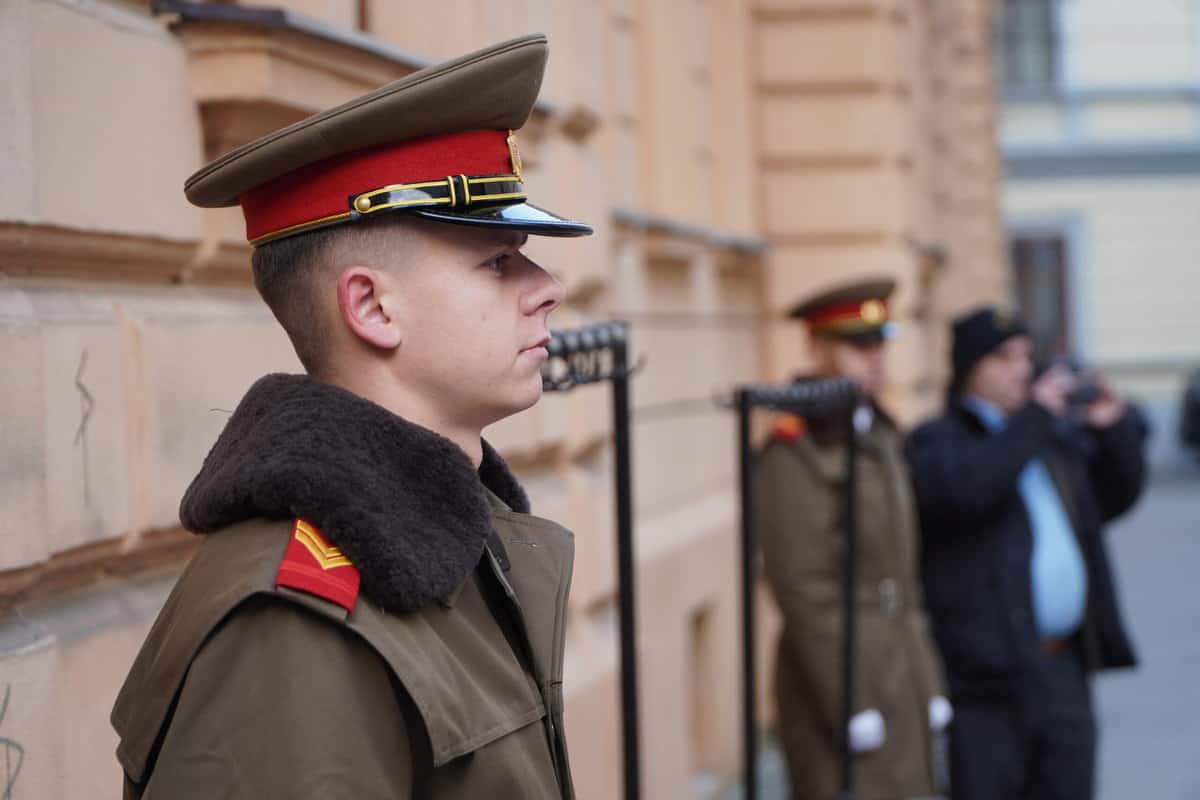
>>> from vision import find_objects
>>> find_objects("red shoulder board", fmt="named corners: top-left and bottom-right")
top-left (771, 414), bottom-right (806, 442)
top-left (275, 519), bottom-right (361, 612)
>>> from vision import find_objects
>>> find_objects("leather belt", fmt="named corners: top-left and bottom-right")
top-left (1041, 636), bottom-right (1072, 658)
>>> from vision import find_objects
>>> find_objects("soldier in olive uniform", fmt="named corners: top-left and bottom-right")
top-left (111, 36), bottom-right (589, 799)
top-left (755, 280), bottom-right (950, 800)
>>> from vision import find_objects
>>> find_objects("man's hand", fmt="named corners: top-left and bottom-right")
top-left (1032, 364), bottom-right (1075, 417)
top-left (848, 708), bottom-right (886, 753)
top-left (1081, 372), bottom-right (1126, 429)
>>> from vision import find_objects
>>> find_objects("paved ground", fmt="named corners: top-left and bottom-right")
top-left (719, 478), bottom-right (1200, 800)
top-left (1093, 478), bottom-right (1200, 800)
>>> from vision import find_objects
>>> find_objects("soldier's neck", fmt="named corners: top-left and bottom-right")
top-left (319, 372), bottom-right (484, 467)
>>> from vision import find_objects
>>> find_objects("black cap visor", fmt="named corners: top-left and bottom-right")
top-left (816, 325), bottom-right (893, 347)
top-left (413, 201), bottom-right (592, 237)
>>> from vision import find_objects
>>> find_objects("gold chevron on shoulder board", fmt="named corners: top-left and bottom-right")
top-left (293, 519), bottom-right (352, 570)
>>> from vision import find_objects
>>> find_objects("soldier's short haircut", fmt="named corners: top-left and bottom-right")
top-left (251, 216), bottom-right (409, 377)
top-left (251, 226), bottom-right (342, 376)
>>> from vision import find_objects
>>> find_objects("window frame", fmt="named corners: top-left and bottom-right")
top-left (1006, 213), bottom-right (1089, 364)
top-left (996, 0), bottom-right (1063, 97)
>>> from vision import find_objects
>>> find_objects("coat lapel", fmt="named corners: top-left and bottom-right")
top-left (485, 491), bottom-right (574, 692)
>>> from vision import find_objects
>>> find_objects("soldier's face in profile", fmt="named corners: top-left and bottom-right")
top-left (965, 335), bottom-right (1034, 413)
top-left (816, 337), bottom-right (887, 397)
top-left (379, 221), bottom-right (565, 428)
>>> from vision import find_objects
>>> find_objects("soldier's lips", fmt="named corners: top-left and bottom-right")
top-left (518, 337), bottom-right (551, 361)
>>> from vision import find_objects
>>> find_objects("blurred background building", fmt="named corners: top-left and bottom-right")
top-left (998, 0), bottom-right (1200, 472)
top-left (0, 1), bottom-right (1003, 798)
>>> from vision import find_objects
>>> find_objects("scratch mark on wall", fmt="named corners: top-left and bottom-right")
top-left (74, 348), bottom-right (96, 511)
top-left (73, 348), bottom-right (94, 446)
top-left (0, 685), bottom-right (25, 800)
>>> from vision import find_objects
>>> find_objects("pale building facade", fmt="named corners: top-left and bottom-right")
top-left (0, 1), bottom-right (1002, 798)
top-left (999, 0), bottom-right (1200, 470)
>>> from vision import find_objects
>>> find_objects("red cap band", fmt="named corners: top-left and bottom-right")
top-left (240, 129), bottom-right (513, 243)
top-left (805, 299), bottom-right (890, 331)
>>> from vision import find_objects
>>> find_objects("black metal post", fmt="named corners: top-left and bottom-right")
top-left (542, 321), bottom-right (640, 800)
top-left (836, 405), bottom-right (860, 800)
top-left (737, 389), bottom-right (758, 800)
top-left (729, 379), bottom-right (860, 800)
top-left (611, 328), bottom-right (641, 800)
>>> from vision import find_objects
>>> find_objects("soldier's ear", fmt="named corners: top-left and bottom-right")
top-left (336, 266), bottom-right (402, 351)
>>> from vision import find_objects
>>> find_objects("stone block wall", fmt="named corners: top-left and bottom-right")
top-left (0, 1), bottom-right (1005, 797)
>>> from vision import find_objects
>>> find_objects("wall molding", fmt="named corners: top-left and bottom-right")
top-left (0, 222), bottom-right (252, 285)
top-left (1005, 142), bottom-right (1200, 179)
top-left (756, 79), bottom-right (903, 98)
top-left (1004, 85), bottom-right (1200, 105)
top-left (154, 1), bottom-right (558, 118)
top-left (0, 527), bottom-right (197, 615)
top-left (0, 223), bottom-right (251, 285)
top-left (753, 3), bottom-right (883, 24)
top-left (613, 208), bottom-right (768, 255)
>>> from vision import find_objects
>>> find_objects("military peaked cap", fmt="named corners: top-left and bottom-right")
top-left (787, 277), bottom-right (897, 342)
top-left (184, 33), bottom-right (592, 245)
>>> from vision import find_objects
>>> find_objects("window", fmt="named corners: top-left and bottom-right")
top-left (996, 0), bottom-right (1059, 91)
top-left (1010, 233), bottom-right (1071, 362)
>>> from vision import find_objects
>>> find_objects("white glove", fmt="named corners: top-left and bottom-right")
top-left (928, 695), bottom-right (953, 732)
top-left (848, 708), bottom-right (886, 753)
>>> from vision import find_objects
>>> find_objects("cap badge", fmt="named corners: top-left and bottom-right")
top-left (507, 130), bottom-right (524, 181)
top-left (861, 300), bottom-right (886, 324)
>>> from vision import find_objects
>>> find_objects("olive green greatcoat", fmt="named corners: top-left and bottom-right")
top-left (755, 410), bottom-right (946, 800)
top-left (111, 374), bottom-right (576, 799)
top-left (112, 493), bottom-right (573, 799)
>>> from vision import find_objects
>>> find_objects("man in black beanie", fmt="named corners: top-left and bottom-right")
top-left (905, 306), bottom-right (1148, 800)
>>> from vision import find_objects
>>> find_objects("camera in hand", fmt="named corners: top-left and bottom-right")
top-left (1067, 380), bottom-right (1101, 409)
top-left (1060, 358), bottom-right (1102, 409)
top-left (1037, 357), bottom-right (1101, 409)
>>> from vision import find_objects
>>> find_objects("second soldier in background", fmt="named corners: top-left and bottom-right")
top-left (755, 279), bottom-right (949, 800)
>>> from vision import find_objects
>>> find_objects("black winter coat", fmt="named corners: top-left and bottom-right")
top-left (905, 400), bottom-right (1147, 701)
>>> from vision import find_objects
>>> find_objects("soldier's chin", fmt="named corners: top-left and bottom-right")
top-left (489, 377), bottom-right (544, 422)
top-left (516, 374), bottom-right (545, 411)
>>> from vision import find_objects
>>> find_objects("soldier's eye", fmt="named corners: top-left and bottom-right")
top-left (484, 253), bottom-right (513, 275)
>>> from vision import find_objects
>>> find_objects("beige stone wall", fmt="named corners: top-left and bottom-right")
top-left (754, 0), bottom-right (1007, 423)
top-left (0, 1), bottom-right (1004, 798)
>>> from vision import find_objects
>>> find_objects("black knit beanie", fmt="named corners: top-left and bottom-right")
top-left (950, 306), bottom-right (1029, 394)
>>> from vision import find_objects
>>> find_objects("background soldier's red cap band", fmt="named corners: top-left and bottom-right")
top-left (804, 300), bottom-right (890, 331)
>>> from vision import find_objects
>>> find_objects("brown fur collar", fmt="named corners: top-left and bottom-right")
top-left (179, 374), bottom-right (529, 613)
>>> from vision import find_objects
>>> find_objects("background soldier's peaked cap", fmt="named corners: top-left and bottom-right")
top-left (184, 33), bottom-right (591, 244)
top-left (787, 277), bottom-right (896, 340)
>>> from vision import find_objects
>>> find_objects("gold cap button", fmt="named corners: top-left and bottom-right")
top-left (862, 300), bottom-right (886, 323)
top-left (353, 195), bottom-right (372, 213)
